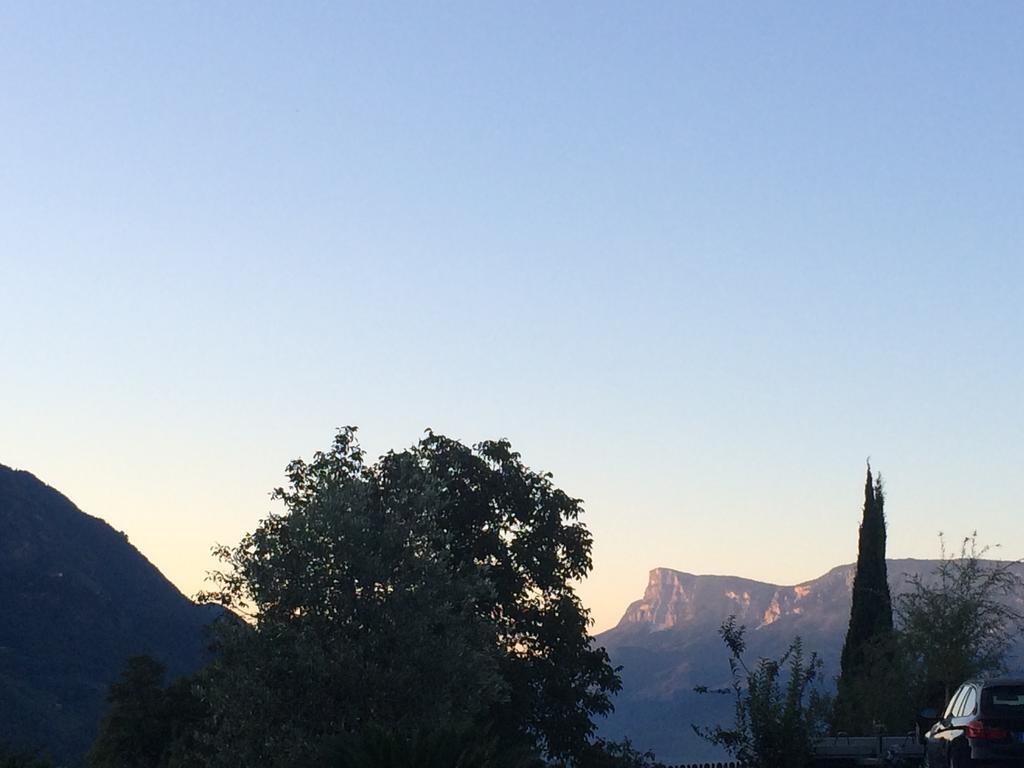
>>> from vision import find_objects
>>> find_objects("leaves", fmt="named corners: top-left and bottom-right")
top-left (88, 657), bottom-right (208, 768)
top-left (191, 428), bottom-right (619, 766)
top-left (896, 532), bottom-right (1024, 706)
top-left (694, 619), bottom-right (826, 768)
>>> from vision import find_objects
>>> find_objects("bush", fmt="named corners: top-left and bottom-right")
top-left (897, 532), bottom-right (1024, 709)
top-left (694, 617), bottom-right (828, 768)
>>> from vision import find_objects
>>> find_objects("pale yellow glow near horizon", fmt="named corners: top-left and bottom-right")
top-left (13, 443), bottom-right (1018, 637)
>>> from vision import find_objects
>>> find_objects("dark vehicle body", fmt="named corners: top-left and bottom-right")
top-left (924, 678), bottom-right (1024, 767)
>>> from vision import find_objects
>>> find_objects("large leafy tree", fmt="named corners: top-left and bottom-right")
top-left (195, 428), bottom-right (619, 767)
top-left (408, 432), bottom-right (621, 760)
top-left (834, 464), bottom-right (893, 733)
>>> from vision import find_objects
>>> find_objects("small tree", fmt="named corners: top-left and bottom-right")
top-left (897, 533), bottom-right (1024, 707)
top-left (694, 617), bottom-right (827, 768)
top-left (88, 656), bottom-right (171, 768)
top-left (89, 656), bottom-right (207, 768)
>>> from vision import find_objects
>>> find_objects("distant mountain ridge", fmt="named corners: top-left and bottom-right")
top-left (0, 464), bottom-right (219, 765)
top-left (596, 560), bottom-right (1024, 763)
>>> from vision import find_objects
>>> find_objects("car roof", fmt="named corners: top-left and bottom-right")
top-left (967, 677), bottom-right (1024, 687)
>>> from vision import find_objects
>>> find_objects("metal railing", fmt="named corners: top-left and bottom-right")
top-left (666, 734), bottom-right (924, 768)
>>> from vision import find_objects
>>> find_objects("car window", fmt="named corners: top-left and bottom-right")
top-left (945, 686), bottom-right (967, 719)
top-left (958, 687), bottom-right (978, 717)
top-left (981, 685), bottom-right (1024, 717)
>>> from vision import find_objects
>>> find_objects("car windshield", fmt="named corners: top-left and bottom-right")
top-left (981, 686), bottom-right (1024, 717)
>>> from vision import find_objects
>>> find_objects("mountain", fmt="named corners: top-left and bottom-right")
top-left (595, 560), bottom-right (1024, 764)
top-left (0, 464), bottom-right (220, 765)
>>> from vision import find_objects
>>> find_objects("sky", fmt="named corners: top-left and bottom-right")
top-left (2, 2), bottom-right (1022, 632)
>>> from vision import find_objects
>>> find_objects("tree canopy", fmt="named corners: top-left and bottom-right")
top-left (194, 428), bottom-right (620, 767)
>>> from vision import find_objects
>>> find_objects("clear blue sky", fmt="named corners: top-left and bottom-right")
top-left (2, 2), bottom-right (1022, 631)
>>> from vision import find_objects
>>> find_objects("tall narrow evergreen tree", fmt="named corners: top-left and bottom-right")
top-left (834, 464), bottom-right (894, 732)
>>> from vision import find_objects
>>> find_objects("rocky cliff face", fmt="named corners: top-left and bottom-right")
top-left (605, 559), bottom-right (975, 641)
top-left (0, 464), bottom-right (219, 765)
top-left (615, 567), bottom-right (832, 631)
top-left (596, 560), bottom-right (1024, 764)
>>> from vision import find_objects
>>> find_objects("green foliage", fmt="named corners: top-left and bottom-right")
top-left (834, 464), bottom-right (894, 733)
top-left (408, 432), bottom-right (621, 759)
top-left (830, 633), bottom-right (916, 735)
top-left (832, 532), bottom-right (1024, 734)
top-left (896, 532), bottom-right (1024, 707)
top-left (694, 617), bottom-right (827, 768)
top-left (88, 656), bottom-right (169, 768)
top-left (88, 655), bottom-right (208, 768)
top-left (841, 466), bottom-right (894, 673)
top-left (194, 428), bottom-right (620, 767)
top-left (0, 745), bottom-right (52, 768)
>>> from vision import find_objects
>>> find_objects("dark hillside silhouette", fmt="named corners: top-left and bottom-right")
top-left (0, 464), bottom-right (218, 765)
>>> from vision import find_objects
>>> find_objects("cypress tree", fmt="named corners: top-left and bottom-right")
top-left (834, 464), bottom-right (893, 732)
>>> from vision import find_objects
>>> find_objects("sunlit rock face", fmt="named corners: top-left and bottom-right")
top-left (611, 559), bottom-right (938, 638)
top-left (616, 568), bottom-right (782, 630)
top-left (596, 559), bottom-right (1024, 765)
